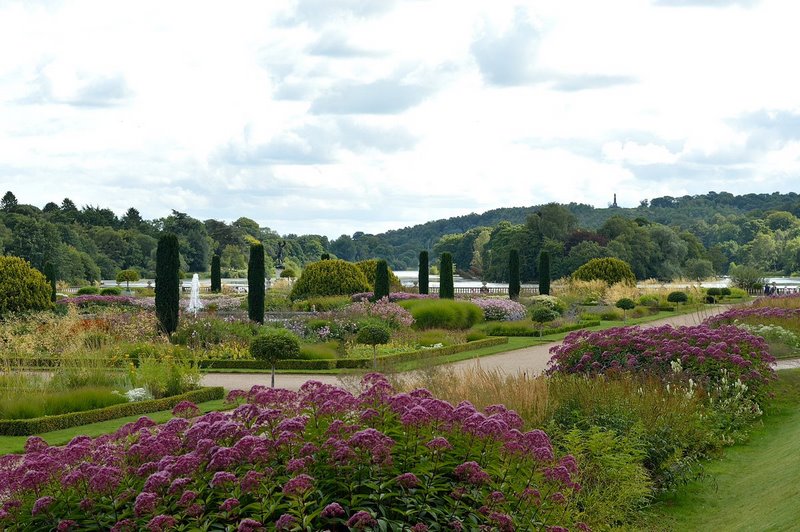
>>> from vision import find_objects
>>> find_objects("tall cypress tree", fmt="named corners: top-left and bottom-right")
top-left (374, 259), bottom-right (390, 301)
top-left (539, 251), bottom-right (551, 295)
top-left (439, 252), bottom-right (454, 299)
top-left (43, 261), bottom-right (57, 302)
top-left (509, 249), bottom-right (521, 301)
top-left (418, 251), bottom-right (429, 295)
top-left (248, 243), bottom-right (265, 324)
top-left (210, 254), bottom-right (221, 293)
top-left (155, 234), bottom-right (180, 335)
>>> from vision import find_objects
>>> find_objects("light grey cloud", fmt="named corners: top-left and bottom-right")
top-left (215, 118), bottom-right (416, 167)
top-left (470, 7), bottom-right (540, 86)
top-left (733, 109), bottom-right (800, 151)
top-left (21, 67), bottom-right (130, 107)
top-left (310, 78), bottom-right (432, 115)
top-left (278, 0), bottom-right (397, 27)
top-left (550, 74), bottom-right (637, 92)
top-left (653, 0), bottom-right (758, 6)
top-left (306, 31), bottom-right (384, 58)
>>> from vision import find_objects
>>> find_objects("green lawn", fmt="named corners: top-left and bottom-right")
top-left (0, 399), bottom-right (231, 455)
top-left (641, 369), bottom-right (800, 531)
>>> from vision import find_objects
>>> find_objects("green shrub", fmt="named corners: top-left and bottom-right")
top-left (251, 328), bottom-right (301, 387)
top-left (418, 250), bottom-right (429, 295)
top-left (416, 329), bottom-right (455, 347)
top-left (398, 299), bottom-right (483, 329)
top-left (356, 322), bottom-right (391, 368)
top-left (172, 317), bottom-right (258, 348)
top-left (298, 341), bottom-right (339, 360)
top-left (355, 259), bottom-right (402, 291)
top-left (291, 295), bottom-right (351, 312)
top-left (210, 254), bottom-right (221, 292)
top-left (509, 249), bottom-right (521, 301)
top-left (0, 387), bottom-right (128, 420)
top-left (667, 291), bottom-right (688, 307)
top-left (439, 252), bottom-right (454, 299)
top-left (374, 259), bottom-right (390, 300)
top-left (729, 264), bottom-right (765, 291)
top-left (116, 269), bottom-right (140, 291)
top-left (0, 256), bottom-right (52, 317)
top-left (100, 287), bottom-right (122, 296)
top-left (638, 294), bottom-right (659, 307)
top-left (134, 354), bottom-right (201, 399)
top-left (539, 251), bottom-right (551, 295)
top-left (615, 298), bottom-right (636, 320)
top-left (44, 261), bottom-right (57, 302)
top-left (264, 291), bottom-right (292, 311)
top-left (76, 286), bottom-right (100, 295)
top-left (573, 257), bottom-right (636, 286)
top-left (600, 308), bottom-right (624, 321)
top-left (290, 259), bottom-right (370, 300)
top-left (466, 330), bottom-right (488, 342)
top-left (155, 234), bottom-right (180, 335)
top-left (248, 243), bottom-right (265, 324)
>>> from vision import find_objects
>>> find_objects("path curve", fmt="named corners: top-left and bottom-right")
top-left (201, 305), bottom-right (739, 392)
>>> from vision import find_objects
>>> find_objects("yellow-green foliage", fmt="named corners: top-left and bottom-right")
top-left (290, 259), bottom-right (371, 300)
top-left (355, 259), bottom-right (403, 291)
top-left (0, 256), bottom-right (52, 317)
top-left (398, 299), bottom-right (483, 330)
top-left (572, 257), bottom-right (636, 286)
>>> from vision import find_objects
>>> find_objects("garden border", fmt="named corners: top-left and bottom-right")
top-left (0, 387), bottom-right (224, 436)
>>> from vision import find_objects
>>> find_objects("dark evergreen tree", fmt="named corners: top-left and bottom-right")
top-left (321, 253), bottom-right (330, 260)
top-left (439, 252), bottom-right (454, 299)
top-left (374, 259), bottom-right (390, 300)
top-left (418, 251), bottom-right (429, 294)
top-left (509, 249), bottom-right (521, 301)
top-left (538, 251), bottom-right (551, 295)
top-left (210, 254), bottom-right (221, 292)
top-left (155, 233), bottom-right (180, 335)
top-left (248, 243), bottom-right (265, 323)
top-left (43, 261), bottom-right (57, 302)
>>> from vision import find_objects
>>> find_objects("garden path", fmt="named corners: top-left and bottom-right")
top-left (201, 305), bottom-right (775, 392)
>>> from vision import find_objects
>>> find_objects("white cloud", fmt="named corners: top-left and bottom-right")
top-left (0, 0), bottom-right (798, 237)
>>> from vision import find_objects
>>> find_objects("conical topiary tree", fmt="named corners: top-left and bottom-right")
top-left (155, 233), bottom-right (180, 335)
top-left (374, 259), bottom-right (390, 301)
top-left (508, 249), bottom-right (520, 301)
top-left (43, 261), bottom-right (57, 302)
top-left (439, 252), bottom-right (454, 299)
top-left (210, 254), bottom-right (221, 293)
top-left (418, 251), bottom-right (429, 295)
top-left (538, 251), bottom-right (551, 296)
top-left (248, 243), bottom-right (265, 324)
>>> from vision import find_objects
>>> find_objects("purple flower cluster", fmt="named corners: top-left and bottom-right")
top-left (347, 297), bottom-right (415, 328)
top-left (705, 306), bottom-right (800, 331)
top-left (548, 324), bottom-right (776, 402)
top-left (56, 295), bottom-right (136, 307)
top-left (0, 374), bottom-right (579, 530)
top-left (351, 292), bottom-right (438, 303)
top-left (471, 298), bottom-right (527, 321)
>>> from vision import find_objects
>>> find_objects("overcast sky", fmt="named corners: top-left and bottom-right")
top-left (1, 0), bottom-right (798, 238)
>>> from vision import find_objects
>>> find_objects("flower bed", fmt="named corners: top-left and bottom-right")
top-left (470, 298), bottom-right (527, 321)
top-left (547, 324), bottom-right (776, 405)
top-left (0, 387), bottom-right (224, 436)
top-left (705, 306), bottom-right (800, 333)
top-left (0, 375), bottom-right (585, 530)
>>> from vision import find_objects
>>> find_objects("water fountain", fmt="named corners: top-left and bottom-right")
top-left (187, 273), bottom-right (204, 315)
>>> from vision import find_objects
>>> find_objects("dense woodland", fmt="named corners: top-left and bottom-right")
top-left (1, 190), bottom-right (799, 284)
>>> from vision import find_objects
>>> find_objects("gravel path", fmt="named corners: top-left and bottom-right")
top-left (201, 305), bottom-right (749, 392)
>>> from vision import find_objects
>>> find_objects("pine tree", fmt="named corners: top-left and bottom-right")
top-left (248, 243), bottom-right (265, 324)
top-left (155, 234), bottom-right (180, 335)
top-left (509, 249), bottom-right (521, 301)
top-left (374, 259), bottom-right (390, 300)
top-left (439, 252), bottom-right (454, 299)
top-left (210, 254), bottom-right (221, 293)
top-left (418, 251), bottom-right (429, 295)
top-left (538, 251), bottom-right (551, 295)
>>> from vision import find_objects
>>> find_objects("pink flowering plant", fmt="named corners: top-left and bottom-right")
top-left (346, 297), bottom-right (415, 329)
top-left (471, 298), bottom-right (528, 321)
top-left (705, 305), bottom-right (800, 335)
top-left (547, 324), bottom-right (776, 406)
top-left (0, 374), bottom-right (585, 531)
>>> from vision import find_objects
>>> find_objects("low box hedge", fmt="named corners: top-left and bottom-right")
top-left (0, 387), bottom-right (224, 436)
top-left (200, 337), bottom-right (509, 372)
top-left (482, 321), bottom-right (600, 337)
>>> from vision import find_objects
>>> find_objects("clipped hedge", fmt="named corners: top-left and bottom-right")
top-left (572, 257), bottom-right (636, 286)
top-left (0, 387), bottom-right (224, 436)
top-left (356, 259), bottom-right (402, 292)
top-left (290, 259), bottom-right (371, 300)
top-left (482, 321), bottom-right (600, 337)
top-left (398, 298), bottom-right (483, 329)
top-left (200, 337), bottom-right (508, 371)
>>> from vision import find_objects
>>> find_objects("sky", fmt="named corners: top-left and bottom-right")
top-left (1, 0), bottom-right (799, 239)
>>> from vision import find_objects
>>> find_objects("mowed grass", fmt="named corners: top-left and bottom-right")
top-left (0, 399), bottom-right (231, 455)
top-left (642, 369), bottom-right (800, 531)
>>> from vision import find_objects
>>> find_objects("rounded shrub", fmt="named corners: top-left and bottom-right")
top-left (572, 258), bottom-right (636, 286)
top-left (356, 322), bottom-right (391, 368)
top-left (290, 259), bottom-right (370, 300)
top-left (250, 328), bottom-right (301, 387)
top-left (615, 298), bottom-right (636, 320)
top-left (667, 291), bottom-right (688, 307)
top-left (0, 256), bottom-right (52, 317)
top-left (398, 299), bottom-right (483, 330)
top-left (76, 286), bottom-right (100, 295)
top-left (355, 259), bottom-right (402, 291)
top-left (100, 287), bottom-right (122, 296)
